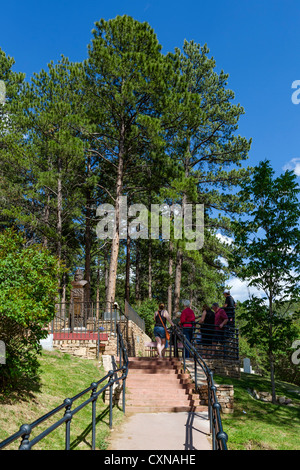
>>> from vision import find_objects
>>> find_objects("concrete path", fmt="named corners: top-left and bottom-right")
top-left (108, 411), bottom-right (211, 450)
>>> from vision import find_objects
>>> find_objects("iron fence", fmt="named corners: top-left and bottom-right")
top-left (176, 322), bottom-right (239, 361)
top-left (0, 324), bottom-right (128, 451)
top-left (124, 300), bottom-right (145, 332)
top-left (50, 301), bottom-right (127, 337)
top-left (172, 326), bottom-right (228, 450)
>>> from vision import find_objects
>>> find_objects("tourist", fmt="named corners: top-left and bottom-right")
top-left (180, 300), bottom-right (196, 358)
top-left (198, 304), bottom-right (215, 356)
top-left (212, 302), bottom-right (228, 356)
top-left (153, 303), bottom-right (174, 358)
top-left (223, 290), bottom-right (236, 327)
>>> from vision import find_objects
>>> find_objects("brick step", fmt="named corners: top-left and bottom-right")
top-left (129, 357), bottom-right (180, 361)
top-left (126, 381), bottom-right (193, 390)
top-left (128, 369), bottom-right (186, 380)
top-left (128, 384), bottom-right (197, 396)
top-left (127, 390), bottom-right (200, 402)
top-left (126, 373), bottom-right (191, 381)
top-left (126, 397), bottom-right (201, 405)
top-left (128, 363), bottom-right (180, 370)
top-left (126, 375), bottom-right (194, 391)
top-left (124, 357), bottom-right (207, 414)
top-left (125, 405), bottom-right (207, 414)
top-left (128, 365), bottom-right (187, 372)
top-left (126, 373), bottom-right (191, 387)
top-left (128, 359), bottom-right (182, 369)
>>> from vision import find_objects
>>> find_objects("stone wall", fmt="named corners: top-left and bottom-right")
top-left (118, 320), bottom-right (152, 357)
top-left (204, 358), bottom-right (240, 379)
top-left (52, 319), bottom-right (151, 360)
top-left (198, 383), bottom-right (234, 414)
top-left (53, 339), bottom-right (101, 359)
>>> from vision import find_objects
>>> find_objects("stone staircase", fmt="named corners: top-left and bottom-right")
top-left (125, 357), bottom-right (207, 414)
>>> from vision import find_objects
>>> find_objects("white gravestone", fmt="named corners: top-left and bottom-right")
top-left (243, 357), bottom-right (252, 374)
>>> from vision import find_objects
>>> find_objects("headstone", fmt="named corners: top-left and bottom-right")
top-left (40, 334), bottom-right (53, 351)
top-left (0, 340), bottom-right (6, 364)
top-left (243, 357), bottom-right (252, 374)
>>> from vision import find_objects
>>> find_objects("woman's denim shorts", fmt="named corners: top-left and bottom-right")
top-left (153, 326), bottom-right (166, 339)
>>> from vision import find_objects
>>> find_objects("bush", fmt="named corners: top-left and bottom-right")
top-left (0, 229), bottom-right (63, 389)
top-left (133, 299), bottom-right (160, 339)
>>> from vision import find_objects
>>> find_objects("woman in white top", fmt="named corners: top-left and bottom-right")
top-left (153, 303), bottom-right (174, 358)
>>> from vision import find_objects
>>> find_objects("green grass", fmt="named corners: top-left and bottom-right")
top-left (0, 350), bottom-right (124, 450)
top-left (214, 372), bottom-right (300, 450)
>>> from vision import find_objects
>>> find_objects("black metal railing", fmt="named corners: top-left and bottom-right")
top-left (0, 324), bottom-right (128, 451)
top-left (177, 322), bottom-right (239, 361)
top-left (50, 301), bottom-right (127, 337)
top-left (124, 300), bottom-right (145, 332)
top-left (172, 326), bottom-right (229, 450)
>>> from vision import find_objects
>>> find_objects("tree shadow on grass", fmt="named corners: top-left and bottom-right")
top-left (70, 405), bottom-right (122, 450)
top-left (0, 375), bottom-right (42, 405)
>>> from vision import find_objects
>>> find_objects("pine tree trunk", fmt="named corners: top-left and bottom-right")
top-left (104, 246), bottom-right (109, 300)
top-left (135, 239), bottom-right (141, 304)
top-left (56, 157), bottom-right (63, 301)
top-left (168, 240), bottom-right (173, 316)
top-left (173, 150), bottom-right (189, 313)
top-left (174, 244), bottom-right (183, 313)
top-left (57, 157), bottom-right (62, 262)
top-left (96, 257), bottom-right (100, 323)
top-left (148, 238), bottom-right (152, 299)
top-left (269, 352), bottom-right (277, 404)
top-left (84, 156), bottom-right (92, 303)
top-left (125, 231), bottom-right (131, 302)
top-left (106, 129), bottom-right (124, 310)
top-left (42, 192), bottom-right (51, 249)
top-left (269, 297), bottom-right (277, 404)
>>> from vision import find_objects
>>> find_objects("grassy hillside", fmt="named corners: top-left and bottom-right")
top-left (0, 350), bottom-right (124, 450)
top-left (215, 372), bottom-right (300, 450)
top-left (1, 351), bottom-right (299, 451)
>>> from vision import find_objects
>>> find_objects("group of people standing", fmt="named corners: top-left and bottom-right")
top-left (153, 291), bottom-right (236, 358)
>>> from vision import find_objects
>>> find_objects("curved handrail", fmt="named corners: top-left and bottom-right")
top-left (0, 324), bottom-right (129, 450)
top-left (172, 325), bottom-right (228, 450)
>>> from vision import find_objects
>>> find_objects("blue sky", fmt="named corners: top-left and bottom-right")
top-left (1, 0), bottom-right (300, 179)
top-left (1, 0), bottom-right (300, 300)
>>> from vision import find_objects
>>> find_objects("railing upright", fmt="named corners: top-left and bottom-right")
top-left (172, 326), bottom-right (228, 450)
top-left (0, 321), bottom-right (129, 451)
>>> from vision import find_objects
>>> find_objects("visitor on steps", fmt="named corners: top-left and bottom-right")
top-left (180, 300), bottom-right (196, 359)
top-left (153, 303), bottom-right (174, 358)
top-left (211, 302), bottom-right (228, 357)
top-left (199, 304), bottom-right (215, 356)
top-left (223, 290), bottom-right (236, 328)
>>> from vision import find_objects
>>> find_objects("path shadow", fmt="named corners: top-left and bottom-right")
top-left (184, 411), bottom-right (210, 450)
top-left (70, 405), bottom-right (119, 450)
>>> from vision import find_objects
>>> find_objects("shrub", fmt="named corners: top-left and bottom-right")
top-left (133, 299), bottom-right (160, 339)
top-left (0, 229), bottom-right (63, 389)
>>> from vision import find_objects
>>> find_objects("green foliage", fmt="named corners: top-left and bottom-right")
top-left (1, 16), bottom-right (251, 323)
top-left (0, 229), bottom-right (63, 388)
top-left (132, 298), bottom-right (159, 338)
top-left (0, 351), bottom-right (123, 450)
top-left (215, 372), bottom-right (300, 450)
top-left (240, 297), bottom-right (299, 369)
top-left (232, 160), bottom-right (300, 397)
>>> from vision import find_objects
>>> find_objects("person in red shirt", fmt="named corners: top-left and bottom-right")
top-left (212, 302), bottom-right (228, 357)
top-left (180, 300), bottom-right (196, 358)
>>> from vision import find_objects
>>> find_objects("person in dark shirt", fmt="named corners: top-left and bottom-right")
top-left (223, 290), bottom-right (236, 327)
top-left (199, 304), bottom-right (215, 346)
top-left (212, 302), bottom-right (228, 357)
top-left (180, 300), bottom-right (195, 358)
